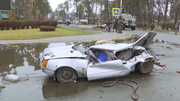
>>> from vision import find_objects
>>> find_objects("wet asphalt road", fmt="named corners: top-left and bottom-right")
top-left (0, 26), bottom-right (180, 101)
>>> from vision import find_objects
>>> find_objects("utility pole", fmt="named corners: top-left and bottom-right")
top-left (118, 0), bottom-right (122, 33)
top-left (106, 0), bottom-right (109, 22)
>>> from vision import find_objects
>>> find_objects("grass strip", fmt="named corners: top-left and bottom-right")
top-left (0, 27), bottom-right (92, 40)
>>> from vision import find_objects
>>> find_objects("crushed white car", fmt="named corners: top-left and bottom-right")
top-left (40, 32), bottom-right (157, 83)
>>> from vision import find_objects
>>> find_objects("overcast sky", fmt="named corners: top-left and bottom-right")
top-left (48, 0), bottom-right (66, 11)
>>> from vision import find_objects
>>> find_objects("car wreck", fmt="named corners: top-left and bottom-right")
top-left (40, 32), bottom-right (157, 83)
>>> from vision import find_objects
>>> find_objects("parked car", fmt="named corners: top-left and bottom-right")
top-left (57, 20), bottom-right (63, 24)
top-left (64, 19), bottom-right (71, 25)
top-left (40, 32), bottom-right (157, 83)
top-left (79, 19), bottom-right (88, 25)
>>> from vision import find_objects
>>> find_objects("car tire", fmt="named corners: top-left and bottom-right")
top-left (136, 61), bottom-right (153, 74)
top-left (56, 67), bottom-right (77, 83)
top-left (131, 26), bottom-right (136, 30)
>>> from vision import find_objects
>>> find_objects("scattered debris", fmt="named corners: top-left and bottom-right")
top-left (156, 54), bottom-right (166, 56)
top-left (154, 62), bottom-right (166, 67)
top-left (153, 65), bottom-right (164, 73)
top-left (158, 64), bottom-right (166, 67)
top-left (98, 90), bottom-right (103, 93)
top-left (99, 95), bottom-right (104, 98)
top-left (3, 74), bottom-right (20, 82)
top-left (154, 39), bottom-right (166, 43)
top-left (154, 62), bottom-right (160, 65)
top-left (95, 40), bottom-right (116, 45)
top-left (162, 46), bottom-right (171, 49)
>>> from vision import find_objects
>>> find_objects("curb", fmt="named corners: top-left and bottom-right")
top-left (111, 34), bottom-right (133, 41)
top-left (93, 34), bottom-right (133, 42)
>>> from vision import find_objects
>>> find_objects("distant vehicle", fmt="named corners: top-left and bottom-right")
top-left (57, 20), bottom-right (63, 24)
top-left (40, 32), bottom-right (157, 83)
top-left (64, 19), bottom-right (71, 24)
top-left (79, 19), bottom-right (88, 25)
top-left (122, 14), bottom-right (136, 30)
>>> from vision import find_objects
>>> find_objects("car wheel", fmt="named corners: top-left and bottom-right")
top-left (136, 61), bottom-right (153, 74)
top-left (56, 67), bottom-right (77, 83)
top-left (131, 26), bottom-right (136, 30)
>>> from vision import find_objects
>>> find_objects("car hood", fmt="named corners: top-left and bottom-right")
top-left (89, 43), bottom-right (133, 52)
top-left (43, 45), bottom-right (86, 60)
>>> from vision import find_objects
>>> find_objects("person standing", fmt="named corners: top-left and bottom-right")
top-left (115, 18), bottom-right (119, 32)
top-left (175, 23), bottom-right (179, 35)
top-left (151, 23), bottom-right (155, 31)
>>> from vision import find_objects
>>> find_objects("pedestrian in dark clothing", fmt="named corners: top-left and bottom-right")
top-left (151, 23), bottom-right (155, 31)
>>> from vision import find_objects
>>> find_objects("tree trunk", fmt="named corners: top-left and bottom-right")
top-left (136, 0), bottom-right (139, 22)
top-left (174, 0), bottom-right (179, 25)
top-left (147, 0), bottom-right (152, 26)
top-left (164, 0), bottom-right (169, 22)
top-left (106, 0), bottom-right (109, 22)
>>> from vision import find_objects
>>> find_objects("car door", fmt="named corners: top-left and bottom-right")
top-left (86, 50), bottom-right (131, 81)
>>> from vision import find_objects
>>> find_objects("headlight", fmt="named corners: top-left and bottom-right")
top-left (45, 52), bottom-right (53, 56)
top-left (42, 60), bottom-right (48, 67)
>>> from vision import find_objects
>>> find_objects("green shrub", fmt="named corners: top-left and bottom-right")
top-left (16, 21), bottom-right (21, 29)
top-left (161, 22), bottom-right (174, 30)
top-left (0, 20), bottom-right (5, 30)
top-left (25, 20), bottom-right (31, 29)
top-left (11, 20), bottom-right (18, 30)
top-left (20, 20), bottom-right (26, 29)
top-left (5, 20), bottom-right (11, 30)
top-left (37, 20), bottom-right (44, 27)
top-left (52, 20), bottom-right (57, 27)
top-left (40, 26), bottom-right (55, 31)
top-left (34, 21), bottom-right (38, 28)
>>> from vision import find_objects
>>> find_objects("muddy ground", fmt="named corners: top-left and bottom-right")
top-left (0, 29), bottom-right (180, 101)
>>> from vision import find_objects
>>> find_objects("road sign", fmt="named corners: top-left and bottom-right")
top-left (112, 8), bottom-right (120, 16)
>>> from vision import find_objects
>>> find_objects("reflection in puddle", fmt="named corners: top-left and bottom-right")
top-left (0, 49), bottom-right (15, 66)
top-left (0, 43), bottom-right (49, 77)
top-left (42, 79), bottom-right (89, 99)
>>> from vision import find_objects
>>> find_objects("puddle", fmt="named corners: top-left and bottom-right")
top-left (42, 79), bottom-right (89, 99)
top-left (0, 36), bottom-right (160, 101)
top-left (0, 37), bottom-right (137, 77)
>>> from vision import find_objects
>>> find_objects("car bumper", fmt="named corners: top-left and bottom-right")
top-left (41, 67), bottom-right (54, 77)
